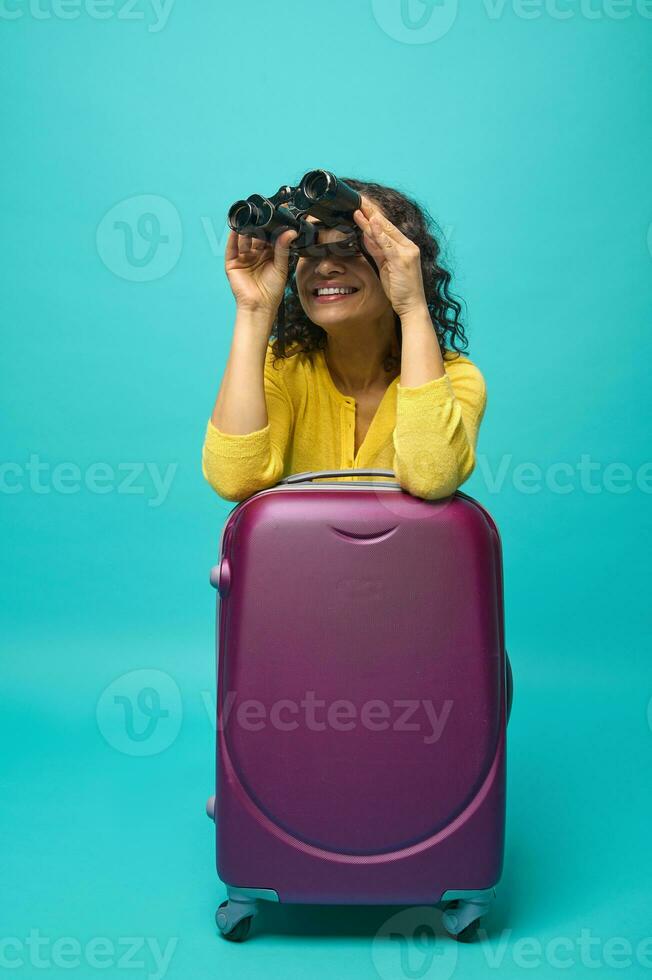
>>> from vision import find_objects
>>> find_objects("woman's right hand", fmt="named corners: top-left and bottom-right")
top-left (225, 227), bottom-right (298, 320)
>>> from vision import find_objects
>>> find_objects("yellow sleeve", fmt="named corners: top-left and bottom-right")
top-left (392, 356), bottom-right (487, 500)
top-left (201, 345), bottom-right (294, 502)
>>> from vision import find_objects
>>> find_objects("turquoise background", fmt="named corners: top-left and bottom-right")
top-left (2, 1), bottom-right (651, 977)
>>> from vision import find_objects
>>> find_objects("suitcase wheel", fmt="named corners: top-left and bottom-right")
top-left (441, 899), bottom-right (484, 942)
top-left (216, 900), bottom-right (253, 943)
top-left (451, 919), bottom-right (482, 942)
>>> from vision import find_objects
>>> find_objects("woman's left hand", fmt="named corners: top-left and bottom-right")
top-left (353, 195), bottom-right (428, 319)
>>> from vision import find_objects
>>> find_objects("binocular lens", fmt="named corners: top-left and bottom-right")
top-left (228, 195), bottom-right (277, 233)
top-left (301, 170), bottom-right (331, 201)
top-left (246, 194), bottom-right (274, 225)
top-left (297, 170), bottom-right (361, 227)
top-left (228, 200), bottom-right (255, 233)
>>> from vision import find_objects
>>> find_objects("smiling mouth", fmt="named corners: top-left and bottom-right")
top-left (312, 286), bottom-right (359, 300)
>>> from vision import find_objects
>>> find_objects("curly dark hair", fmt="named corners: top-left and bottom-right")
top-left (269, 176), bottom-right (470, 372)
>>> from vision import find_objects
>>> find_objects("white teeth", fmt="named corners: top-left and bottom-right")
top-left (315, 287), bottom-right (357, 296)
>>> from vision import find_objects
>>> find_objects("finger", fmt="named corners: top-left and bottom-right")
top-left (368, 215), bottom-right (397, 252)
top-left (237, 233), bottom-right (253, 253)
top-left (359, 194), bottom-right (410, 246)
top-left (358, 224), bottom-right (386, 266)
top-left (355, 210), bottom-right (382, 246)
top-left (358, 195), bottom-right (392, 233)
top-left (358, 194), bottom-right (375, 219)
top-left (274, 227), bottom-right (298, 249)
top-left (354, 210), bottom-right (384, 254)
top-left (370, 211), bottom-right (406, 246)
top-left (353, 207), bottom-right (371, 232)
top-left (272, 228), bottom-right (298, 271)
top-left (225, 229), bottom-right (240, 263)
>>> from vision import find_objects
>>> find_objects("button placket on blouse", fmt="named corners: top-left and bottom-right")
top-left (317, 351), bottom-right (359, 469)
top-left (341, 399), bottom-right (356, 468)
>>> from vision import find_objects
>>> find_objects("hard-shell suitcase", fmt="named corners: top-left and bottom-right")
top-left (206, 469), bottom-right (511, 942)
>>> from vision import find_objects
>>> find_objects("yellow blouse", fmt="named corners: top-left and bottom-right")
top-left (202, 341), bottom-right (487, 502)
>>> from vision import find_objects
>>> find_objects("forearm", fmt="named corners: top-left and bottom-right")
top-left (211, 309), bottom-right (274, 434)
top-left (398, 303), bottom-right (446, 387)
top-left (392, 306), bottom-right (486, 499)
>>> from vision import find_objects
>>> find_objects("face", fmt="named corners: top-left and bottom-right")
top-left (294, 213), bottom-right (393, 330)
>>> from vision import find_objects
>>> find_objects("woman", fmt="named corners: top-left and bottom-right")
top-left (201, 177), bottom-right (487, 502)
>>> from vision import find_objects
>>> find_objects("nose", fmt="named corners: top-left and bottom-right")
top-left (314, 252), bottom-right (346, 278)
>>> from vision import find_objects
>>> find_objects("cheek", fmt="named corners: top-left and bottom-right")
top-left (350, 259), bottom-right (379, 292)
top-left (294, 263), bottom-right (309, 300)
top-left (358, 270), bottom-right (389, 307)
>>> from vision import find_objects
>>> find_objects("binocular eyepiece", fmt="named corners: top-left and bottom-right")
top-left (227, 170), bottom-right (362, 253)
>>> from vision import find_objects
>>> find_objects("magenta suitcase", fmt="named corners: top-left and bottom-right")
top-left (206, 468), bottom-right (512, 942)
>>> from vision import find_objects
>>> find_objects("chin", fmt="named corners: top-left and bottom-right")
top-left (311, 311), bottom-right (367, 332)
top-left (304, 296), bottom-right (377, 323)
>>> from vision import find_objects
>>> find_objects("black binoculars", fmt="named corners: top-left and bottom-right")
top-left (227, 170), bottom-right (365, 260)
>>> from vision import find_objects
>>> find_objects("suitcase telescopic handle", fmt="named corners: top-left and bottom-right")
top-left (280, 469), bottom-right (398, 485)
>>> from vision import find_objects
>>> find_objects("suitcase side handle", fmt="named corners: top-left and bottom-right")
top-left (280, 468), bottom-right (397, 485)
